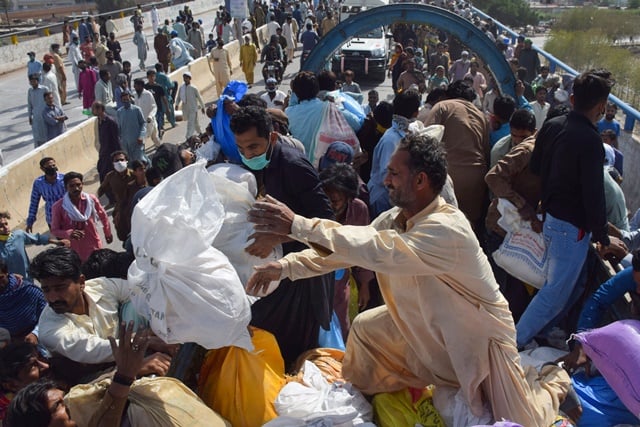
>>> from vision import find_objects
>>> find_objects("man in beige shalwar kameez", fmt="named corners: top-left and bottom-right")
top-left (424, 81), bottom-right (490, 230)
top-left (247, 133), bottom-right (570, 427)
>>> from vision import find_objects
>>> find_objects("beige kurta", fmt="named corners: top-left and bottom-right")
top-left (424, 99), bottom-right (490, 228)
top-left (280, 196), bottom-right (569, 426)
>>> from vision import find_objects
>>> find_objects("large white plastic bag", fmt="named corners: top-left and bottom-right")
top-left (492, 198), bottom-right (548, 288)
top-left (208, 164), bottom-right (282, 297)
top-left (128, 163), bottom-right (252, 350)
top-left (274, 361), bottom-right (373, 426)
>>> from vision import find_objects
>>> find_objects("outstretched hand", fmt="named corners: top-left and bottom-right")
top-left (108, 321), bottom-right (150, 379)
top-left (246, 261), bottom-right (283, 296)
top-left (248, 195), bottom-right (296, 236)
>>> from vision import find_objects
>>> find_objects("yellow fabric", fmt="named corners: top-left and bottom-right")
top-left (280, 196), bottom-right (570, 426)
top-left (66, 376), bottom-right (229, 427)
top-left (197, 328), bottom-right (285, 427)
top-left (373, 388), bottom-right (445, 427)
top-left (0, 233), bottom-right (10, 241)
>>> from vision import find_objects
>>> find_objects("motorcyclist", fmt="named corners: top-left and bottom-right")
top-left (261, 35), bottom-right (284, 82)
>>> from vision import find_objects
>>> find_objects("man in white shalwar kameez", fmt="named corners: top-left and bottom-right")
top-left (174, 72), bottom-right (205, 139)
top-left (247, 132), bottom-right (571, 427)
top-left (133, 78), bottom-right (160, 147)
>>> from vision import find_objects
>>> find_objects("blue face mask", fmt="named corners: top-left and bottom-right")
top-left (240, 142), bottom-right (273, 170)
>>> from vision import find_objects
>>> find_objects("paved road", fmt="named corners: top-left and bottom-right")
top-left (0, 6), bottom-right (221, 166)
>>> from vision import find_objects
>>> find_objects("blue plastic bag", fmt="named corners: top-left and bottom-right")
top-left (318, 311), bottom-right (346, 351)
top-left (213, 81), bottom-right (248, 164)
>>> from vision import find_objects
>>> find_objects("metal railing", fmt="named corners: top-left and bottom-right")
top-left (473, 6), bottom-right (640, 132)
top-left (0, 0), bottom-right (189, 45)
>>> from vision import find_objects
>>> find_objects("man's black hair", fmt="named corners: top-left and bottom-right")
top-left (317, 70), bottom-right (337, 91)
top-left (493, 95), bottom-right (516, 123)
top-left (397, 133), bottom-right (448, 194)
top-left (111, 150), bottom-right (127, 161)
top-left (393, 90), bottom-right (421, 119)
top-left (133, 78), bottom-right (145, 86)
top-left (30, 247), bottom-right (82, 281)
top-left (373, 101), bottom-right (394, 129)
top-left (39, 157), bottom-right (55, 168)
top-left (545, 104), bottom-right (571, 122)
top-left (230, 106), bottom-right (273, 139)
top-left (63, 171), bottom-right (83, 186)
top-left (572, 69), bottom-right (615, 113)
top-left (0, 342), bottom-right (39, 383)
top-left (6, 379), bottom-right (58, 427)
top-left (319, 163), bottom-right (360, 199)
top-left (81, 249), bottom-right (133, 280)
top-left (446, 79), bottom-right (476, 102)
top-left (145, 166), bottom-right (163, 185)
top-left (510, 109), bottom-right (536, 132)
top-left (426, 87), bottom-right (447, 106)
top-left (237, 93), bottom-right (268, 108)
top-left (291, 71), bottom-right (319, 101)
top-left (99, 69), bottom-right (110, 80)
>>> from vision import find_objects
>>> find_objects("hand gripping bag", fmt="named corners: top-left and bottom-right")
top-left (128, 163), bottom-right (252, 350)
top-left (492, 198), bottom-right (548, 288)
top-left (208, 164), bottom-right (282, 297)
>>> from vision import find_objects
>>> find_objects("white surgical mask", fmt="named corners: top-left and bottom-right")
top-left (113, 160), bottom-right (128, 172)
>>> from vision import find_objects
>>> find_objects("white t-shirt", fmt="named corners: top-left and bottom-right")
top-left (260, 90), bottom-right (287, 110)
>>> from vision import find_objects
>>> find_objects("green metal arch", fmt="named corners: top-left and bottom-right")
top-left (302, 3), bottom-right (515, 97)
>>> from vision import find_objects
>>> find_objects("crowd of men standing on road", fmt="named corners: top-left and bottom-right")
top-left (6, 0), bottom-right (640, 425)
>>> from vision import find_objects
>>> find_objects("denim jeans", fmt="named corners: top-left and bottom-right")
top-left (516, 214), bottom-right (590, 348)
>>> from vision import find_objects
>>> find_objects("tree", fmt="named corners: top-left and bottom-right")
top-left (629, 0), bottom-right (640, 9)
top-left (474, 0), bottom-right (539, 26)
top-left (0, 0), bottom-right (12, 30)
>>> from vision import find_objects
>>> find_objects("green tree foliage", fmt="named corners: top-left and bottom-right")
top-left (474, 0), bottom-right (539, 26)
top-left (552, 7), bottom-right (640, 39)
top-left (629, 0), bottom-right (640, 8)
top-left (95, 0), bottom-right (135, 15)
top-left (545, 10), bottom-right (640, 108)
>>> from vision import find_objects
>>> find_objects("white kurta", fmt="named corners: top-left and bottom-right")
top-left (175, 83), bottom-right (205, 139)
top-left (133, 88), bottom-right (160, 146)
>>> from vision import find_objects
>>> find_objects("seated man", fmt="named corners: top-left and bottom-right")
top-left (576, 250), bottom-right (640, 333)
top-left (7, 323), bottom-right (230, 427)
top-left (0, 260), bottom-right (46, 344)
top-left (247, 133), bottom-right (570, 426)
top-left (31, 247), bottom-right (171, 385)
top-left (0, 341), bottom-right (50, 423)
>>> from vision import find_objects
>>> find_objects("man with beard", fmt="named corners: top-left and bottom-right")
top-left (31, 247), bottom-right (173, 385)
top-left (26, 157), bottom-right (65, 233)
top-left (246, 132), bottom-right (571, 426)
top-left (50, 172), bottom-right (112, 262)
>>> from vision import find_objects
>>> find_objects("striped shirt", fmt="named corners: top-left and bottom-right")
top-left (27, 173), bottom-right (65, 228)
top-left (0, 274), bottom-right (46, 338)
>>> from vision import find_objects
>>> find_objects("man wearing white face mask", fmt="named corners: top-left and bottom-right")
top-left (97, 151), bottom-right (136, 242)
top-left (260, 78), bottom-right (287, 111)
top-left (229, 106), bottom-right (335, 368)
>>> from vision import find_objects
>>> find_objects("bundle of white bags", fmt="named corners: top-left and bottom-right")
top-left (127, 163), bottom-right (281, 350)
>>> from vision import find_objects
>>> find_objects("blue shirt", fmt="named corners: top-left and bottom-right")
top-left (367, 123), bottom-right (405, 211)
top-left (0, 230), bottom-right (49, 277)
top-left (300, 30), bottom-right (319, 51)
top-left (0, 274), bottom-right (46, 337)
top-left (27, 173), bottom-right (65, 227)
top-left (597, 118), bottom-right (621, 136)
top-left (27, 59), bottom-right (43, 78)
top-left (490, 122), bottom-right (510, 148)
top-left (577, 267), bottom-right (637, 332)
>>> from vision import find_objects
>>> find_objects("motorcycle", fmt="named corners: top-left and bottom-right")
top-left (262, 60), bottom-right (283, 83)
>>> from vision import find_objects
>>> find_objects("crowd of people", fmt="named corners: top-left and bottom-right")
top-left (7, 0), bottom-right (640, 426)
